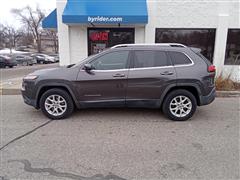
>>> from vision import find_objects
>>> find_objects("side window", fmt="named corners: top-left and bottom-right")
top-left (91, 51), bottom-right (129, 70)
top-left (134, 50), bottom-right (170, 68)
top-left (169, 51), bottom-right (192, 65)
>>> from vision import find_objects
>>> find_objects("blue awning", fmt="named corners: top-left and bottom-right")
top-left (42, 9), bottom-right (57, 29)
top-left (62, 0), bottom-right (148, 25)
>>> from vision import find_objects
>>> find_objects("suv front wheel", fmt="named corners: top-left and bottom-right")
top-left (40, 88), bottom-right (74, 120)
top-left (162, 89), bottom-right (197, 121)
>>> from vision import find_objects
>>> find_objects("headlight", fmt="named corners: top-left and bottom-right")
top-left (23, 75), bottom-right (38, 80)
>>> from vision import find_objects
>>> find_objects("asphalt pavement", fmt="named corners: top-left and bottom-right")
top-left (0, 95), bottom-right (239, 180)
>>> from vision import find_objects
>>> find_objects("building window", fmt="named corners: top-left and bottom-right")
top-left (224, 29), bottom-right (240, 65)
top-left (155, 29), bottom-right (216, 62)
top-left (88, 28), bottom-right (134, 56)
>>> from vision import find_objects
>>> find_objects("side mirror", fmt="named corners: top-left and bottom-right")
top-left (84, 63), bottom-right (93, 72)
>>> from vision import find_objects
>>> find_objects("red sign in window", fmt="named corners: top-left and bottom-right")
top-left (90, 32), bottom-right (109, 41)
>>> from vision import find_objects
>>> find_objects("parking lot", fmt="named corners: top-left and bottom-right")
top-left (0, 95), bottom-right (239, 180)
top-left (1, 63), bottom-right (58, 81)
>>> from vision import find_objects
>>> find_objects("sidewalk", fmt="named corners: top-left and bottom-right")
top-left (0, 77), bottom-right (22, 95)
top-left (1, 77), bottom-right (240, 97)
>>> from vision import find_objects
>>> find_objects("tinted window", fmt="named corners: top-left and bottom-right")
top-left (134, 51), bottom-right (170, 68)
top-left (169, 51), bottom-right (192, 65)
top-left (91, 51), bottom-right (129, 70)
top-left (155, 29), bottom-right (216, 62)
top-left (224, 29), bottom-right (240, 65)
top-left (196, 52), bottom-right (211, 66)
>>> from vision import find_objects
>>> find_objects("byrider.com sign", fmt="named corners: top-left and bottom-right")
top-left (88, 16), bottom-right (123, 23)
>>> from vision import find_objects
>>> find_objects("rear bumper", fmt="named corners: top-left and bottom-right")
top-left (199, 88), bottom-right (216, 106)
top-left (6, 62), bottom-right (17, 66)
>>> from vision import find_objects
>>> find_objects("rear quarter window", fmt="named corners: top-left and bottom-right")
top-left (169, 51), bottom-right (192, 65)
top-left (196, 52), bottom-right (212, 66)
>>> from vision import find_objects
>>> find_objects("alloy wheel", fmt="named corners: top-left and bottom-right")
top-left (44, 94), bottom-right (67, 116)
top-left (169, 95), bottom-right (192, 118)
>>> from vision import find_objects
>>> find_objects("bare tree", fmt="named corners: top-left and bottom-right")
top-left (0, 24), bottom-right (23, 50)
top-left (18, 27), bottom-right (34, 47)
top-left (0, 24), bottom-right (6, 49)
top-left (5, 26), bottom-right (23, 50)
top-left (11, 6), bottom-right (45, 52)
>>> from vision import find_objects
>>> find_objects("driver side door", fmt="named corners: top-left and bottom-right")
top-left (76, 50), bottom-right (130, 108)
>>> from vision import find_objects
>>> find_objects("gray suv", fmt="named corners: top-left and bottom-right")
top-left (21, 43), bottom-right (216, 121)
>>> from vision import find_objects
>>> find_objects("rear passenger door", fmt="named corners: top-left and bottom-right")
top-left (126, 50), bottom-right (176, 107)
top-left (168, 51), bottom-right (195, 85)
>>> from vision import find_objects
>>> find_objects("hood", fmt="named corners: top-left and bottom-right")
top-left (31, 67), bottom-right (63, 76)
top-left (27, 65), bottom-right (79, 80)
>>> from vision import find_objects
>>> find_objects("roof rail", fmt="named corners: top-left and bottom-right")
top-left (111, 43), bottom-right (187, 49)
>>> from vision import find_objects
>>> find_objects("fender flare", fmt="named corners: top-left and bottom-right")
top-left (159, 82), bottom-right (202, 106)
top-left (36, 82), bottom-right (80, 108)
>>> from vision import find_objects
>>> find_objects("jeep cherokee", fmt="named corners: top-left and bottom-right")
top-left (21, 43), bottom-right (216, 121)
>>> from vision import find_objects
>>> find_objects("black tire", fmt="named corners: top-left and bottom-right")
top-left (9, 66), bottom-right (13, 68)
top-left (162, 89), bottom-right (197, 121)
top-left (40, 88), bottom-right (74, 120)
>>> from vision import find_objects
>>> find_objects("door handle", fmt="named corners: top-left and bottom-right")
top-left (160, 71), bottom-right (174, 75)
top-left (113, 73), bottom-right (125, 77)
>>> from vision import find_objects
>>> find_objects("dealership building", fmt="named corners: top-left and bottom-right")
top-left (43, 0), bottom-right (240, 81)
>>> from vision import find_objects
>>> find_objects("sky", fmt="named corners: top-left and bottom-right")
top-left (0, 0), bottom-right (56, 28)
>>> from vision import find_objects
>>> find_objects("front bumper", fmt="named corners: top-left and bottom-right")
top-left (21, 80), bottom-right (38, 108)
top-left (22, 92), bottom-right (37, 108)
top-left (199, 88), bottom-right (216, 106)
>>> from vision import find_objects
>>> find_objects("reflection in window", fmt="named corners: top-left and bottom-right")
top-left (134, 51), bottom-right (170, 68)
top-left (91, 51), bottom-right (129, 70)
top-left (169, 51), bottom-right (192, 65)
top-left (224, 29), bottom-right (240, 65)
top-left (155, 29), bottom-right (216, 62)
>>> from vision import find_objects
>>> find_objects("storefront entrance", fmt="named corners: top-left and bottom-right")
top-left (88, 28), bottom-right (135, 55)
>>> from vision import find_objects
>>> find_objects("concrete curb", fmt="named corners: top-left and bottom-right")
top-left (1, 88), bottom-right (240, 97)
top-left (0, 89), bottom-right (21, 95)
top-left (216, 91), bottom-right (240, 97)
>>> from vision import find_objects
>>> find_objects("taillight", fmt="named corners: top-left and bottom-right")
top-left (208, 65), bottom-right (216, 73)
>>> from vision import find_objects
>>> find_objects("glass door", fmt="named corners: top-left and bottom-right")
top-left (88, 28), bottom-right (134, 55)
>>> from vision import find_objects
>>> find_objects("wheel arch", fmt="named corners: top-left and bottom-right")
top-left (160, 84), bottom-right (201, 107)
top-left (36, 84), bottom-right (79, 109)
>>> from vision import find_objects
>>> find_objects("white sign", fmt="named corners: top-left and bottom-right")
top-left (88, 16), bottom-right (123, 23)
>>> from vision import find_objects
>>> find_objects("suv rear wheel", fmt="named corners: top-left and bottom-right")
top-left (40, 88), bottom-right (74, 120)
top-left (162, 89), bottom-right (197, 121)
